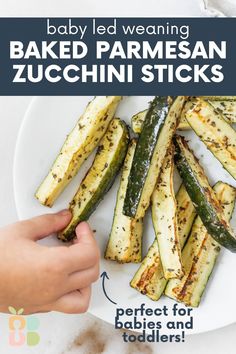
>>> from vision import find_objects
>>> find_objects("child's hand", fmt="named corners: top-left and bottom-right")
top-left (0, 210), bottom-right (100, 314)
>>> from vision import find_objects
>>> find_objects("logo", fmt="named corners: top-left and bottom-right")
top-left (8, 307), bottom-right (40, 347)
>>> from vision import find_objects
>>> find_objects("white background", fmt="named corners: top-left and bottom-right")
top-left (0, 0), bottom-right (235, 353)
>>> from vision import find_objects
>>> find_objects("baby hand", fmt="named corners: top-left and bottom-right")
top-left (0, 211), bottom-right (100, 314)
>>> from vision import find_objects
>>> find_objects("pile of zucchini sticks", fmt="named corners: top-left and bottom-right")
top-left (35, 95), bottom-right (236, 307)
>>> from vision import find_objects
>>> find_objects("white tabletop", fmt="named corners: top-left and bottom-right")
top-left (0, 1), bottom-right (235, 353)
top-left (0, 0), bottom-right (203, 17)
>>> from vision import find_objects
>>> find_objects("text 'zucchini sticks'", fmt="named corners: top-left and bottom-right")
top-left (186, 99), bottom-right (236, 180)
top-left (165, 182), bottom-right (236, 307)
top-left (58, 118), bottom-right (129, 241)
top-left (36, 96), bottom-right (122, 207)
top-left (105, 139), bottom-right (143, 263)
top-left (123, 96), bottom-right (186, 219)
top-left (130, 184), bottom-right (197, 300)
top-left (152, 145), bottom-right (183, 279)
top-left (174, 135), bottom-right (236, 252)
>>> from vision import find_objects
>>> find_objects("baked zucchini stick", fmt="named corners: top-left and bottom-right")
top-left (180, 99), bottom-right (236, 129)
top-left (131, 101), bottom-right (189, 133)
top-left (165, 182), bottom-right (236, 307)
top-left (131, 109), bottom-right (147, 134)
top-left (186, 99), bottom-right (236, 180)
top-left (177, 98), bottom-right (195, 130)
top-left (58, 118), bottom-right (129, 241)
top-left (131, 98), bottom-right (236, 133)
top-left (123, 96), bottom-right (186, 219)
top-left (36, 96), bottom-right (122, 207)
top-left (105, 139), bottom-right (143, 263)
top-left (210, 100), bottom-right (236, 124)
top-left (152, 145), bottom-right (183, 279)
top-left (130, 184), bottom-right (196, 300)
top-left (174, 135), bottom-right (236, 252)
top-left (201, 96), bottom-right (236, 101)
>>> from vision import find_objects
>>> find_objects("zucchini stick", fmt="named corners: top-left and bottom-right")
top-left (186, 99), bottom-right (236, 180)
top-left (210, 100), bottom-right (236, 124)
top-left (152, 145), bottom-right (183, 279)
top-left (131, 101), bottom-right (190, 133)
top-left (201, 96), bottom-right (236, 101)
top-left (105, 139), bottom-right (143, 263)
top-left (165, 182), bottom-right (236, 307)
top-left (130, 184), bottom-right (196, 300)
top-left (124, 96), bottom-right (185, 219)
top-left (131, 98), bottom-right (236, 133)
top-left (36, 96), bottom-right (122, 207)
top-left (131, 109), bottom-right (147, 134)
top-left (174, 135), bottom-right (236, 252)
top-left (58, 118), bottom-right (129, 241)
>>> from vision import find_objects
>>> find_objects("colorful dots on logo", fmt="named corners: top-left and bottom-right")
top-left (8, 307), bottom-right (40, 347)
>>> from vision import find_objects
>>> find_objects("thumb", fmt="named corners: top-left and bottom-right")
top-left (73, 222), bottom-right (95, 245)
top-left (18, 210), bottom-right (72, 241)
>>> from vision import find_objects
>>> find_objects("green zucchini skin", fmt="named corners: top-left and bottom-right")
top-left (131, 102), bottom-right (189, 133)
top-left (131, 98), bottom-right (236, 135)
top-left (123, 96), bottom-right (170, 218)
top-left (58, 118), bottom-right (129, 242)
top-left (174, 135), bottom-right (236, 252)
top-left (165, 182), bottom-right (236, 307)
top-left (123, 96), bottom-right (185, 219)
top-left (35, 96), bottom-right (122, 207)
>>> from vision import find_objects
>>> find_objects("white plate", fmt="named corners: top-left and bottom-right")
top-left (14, 96), bottom-right (236, 335)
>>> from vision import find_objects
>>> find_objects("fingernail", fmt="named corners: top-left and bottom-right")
top-left (76, 221), bottom-right (91, 234)
top-left (57, 209), bottom-right (71, 216)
